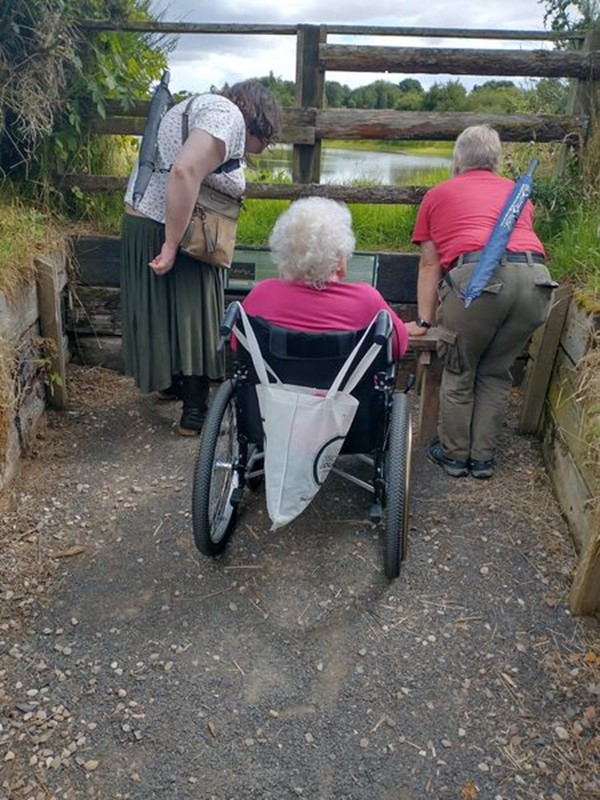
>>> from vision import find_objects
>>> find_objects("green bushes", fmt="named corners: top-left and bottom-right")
top-left (0, 0), bottom-right (170, 206)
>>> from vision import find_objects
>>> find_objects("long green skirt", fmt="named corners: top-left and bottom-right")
top-left (120, 214), bottom-right (225, 393)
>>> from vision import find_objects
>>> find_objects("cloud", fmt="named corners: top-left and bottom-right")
top-left (156, 0), bottom-right (550, 93)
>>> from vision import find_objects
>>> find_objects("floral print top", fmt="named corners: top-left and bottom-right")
top-left (124, 93), bottom-right (246, 223)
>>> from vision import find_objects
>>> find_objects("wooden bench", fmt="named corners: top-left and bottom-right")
top-left (406, 328), bottom-right (441, 444)
top-left (374, 253), bottom-right (440, 443)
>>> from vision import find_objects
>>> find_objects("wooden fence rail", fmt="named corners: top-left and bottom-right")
top-left (64, 21), bottom-right (598, 200)
top-left (320, 45), bottom-right (600, 79)
top-left (64, 22), bottom-right (600, 199)
top-left (79, 20), bottom-right (584, 42)
top-left (59, 177), bottom-right (427, 205)
top-left (93, 104), bottom-right (584, 144)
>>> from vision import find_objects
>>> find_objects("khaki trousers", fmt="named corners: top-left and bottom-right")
top-left (436, 258), bottom-right (556, 461)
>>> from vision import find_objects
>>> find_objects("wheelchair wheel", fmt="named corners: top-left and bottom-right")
top-left (192, 380), bottom-right (242, 556)
top-left (383, 392), bottom-right (412, 579)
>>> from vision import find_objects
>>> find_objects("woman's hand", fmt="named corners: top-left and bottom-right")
top-left (149, 242), bottom-right (178, 276)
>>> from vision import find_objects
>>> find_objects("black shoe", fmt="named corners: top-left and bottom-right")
top-left (157, 375), bottom-right (183, 401)
top-left (178, 376), bottom-right (210, 436)
top-left (178, 405), bottom-right (206, 436)
top-left (428, 438), bottom-right (469, 478)
top-left (469, 458), bottom-right (494, 479)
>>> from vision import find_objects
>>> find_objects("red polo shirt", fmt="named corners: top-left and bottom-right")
top-left (412, 169), bottom-right (546, 270)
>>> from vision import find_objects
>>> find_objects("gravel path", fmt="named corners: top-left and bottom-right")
top-left (1, 365), bottom-right (599, 800)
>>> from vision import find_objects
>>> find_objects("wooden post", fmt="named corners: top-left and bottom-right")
top-left (518, 285), bottom-right (571, 434)
top-left (555, 25), bottom-right (600, 180)
top-left (409, 329), bottom-right (442, 444)
top-left (293, 24), bottom-right (325, 184)
top-left (36, 253), bottom-right (68, 409)
top-left (570, 522), bottom-right (600, 615)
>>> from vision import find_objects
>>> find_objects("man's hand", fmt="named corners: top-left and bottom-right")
top-left (405, 320), bottom-right (429, 337)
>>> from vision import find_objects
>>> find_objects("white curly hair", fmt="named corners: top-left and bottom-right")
top-left (268, 197), bottom-right (356, 288)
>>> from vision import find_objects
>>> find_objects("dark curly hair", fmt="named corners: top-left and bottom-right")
top-left (220, 80), bottom-right (283, 147)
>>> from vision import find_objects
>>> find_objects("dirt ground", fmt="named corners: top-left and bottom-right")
top-left (0, 364), bottom-right (599, 800)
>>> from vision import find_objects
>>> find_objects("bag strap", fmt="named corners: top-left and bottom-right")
top-left (235, 304), bottom-right (385, 397)
top-left (181, 95), bottom-right (241, 175)
top-left (326, 315), bottom-right (382, 398)
top-left (234, 304), bottom-right (281, 386)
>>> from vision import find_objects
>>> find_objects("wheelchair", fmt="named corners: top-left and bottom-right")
top-left (191, 302), bottom-right (412, 579)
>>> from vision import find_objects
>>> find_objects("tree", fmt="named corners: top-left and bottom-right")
top-left (258, 72), bottom-right (296, 106)
top-left (541, 0), bottom-right (599, 33)
top-left (422, 81), bottom-right (468, 112)
top-left (467, 80), bottom-right (525, 113)
top-left (349, 84), bottom-right (377, 109)
top-left (323, 80), bottom-right (351, 108)
top-left (371, 80), bottom-right (404, 109)
top-left (394, 91), bottom-right (424, 111)
top-left (525, 77), bottom-right (569, 113)
top-left (471, 80), bottom-right (517, 92)
top-left (397, 78), bottom-right (424, 94)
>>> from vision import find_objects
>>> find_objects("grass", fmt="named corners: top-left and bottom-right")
top-left (544, 198), bottom-right (600, 306)
top-left (0, 188), bottom-right (69, 460)
top-left (0, 189), bottom-right (65, 303)
top-left (237, 195), bottom-right (421, 253)
top-left (324, 139), bottom-right (454, 158)
top-left (577, 342), bottom-right (600, 467)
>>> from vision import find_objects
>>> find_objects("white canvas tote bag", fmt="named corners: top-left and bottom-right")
top-left (234, 304), bottom-right (384, 530)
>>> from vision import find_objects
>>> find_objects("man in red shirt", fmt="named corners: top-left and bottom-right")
top-left (409, 125), bottom-right (557, 479)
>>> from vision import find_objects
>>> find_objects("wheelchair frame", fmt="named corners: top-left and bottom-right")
top-left (191, 304), bottom-right (412, 579)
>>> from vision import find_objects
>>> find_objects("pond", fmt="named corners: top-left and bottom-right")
top-left (252, 144), bottom-right (452, 184)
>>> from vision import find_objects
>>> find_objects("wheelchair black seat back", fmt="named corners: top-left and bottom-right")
top-left (234, 314), bottom-right (392, 457)
top-left (191, 303), bottom-right (412, 580)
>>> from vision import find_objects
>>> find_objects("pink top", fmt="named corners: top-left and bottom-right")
top-left (412, 169), bottom-right (546, 269)
top-left (239, 278), bottom-right (409, 360)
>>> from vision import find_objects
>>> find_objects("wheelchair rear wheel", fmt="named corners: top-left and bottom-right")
top-left (383, 392), bottom-right (412, 579)
top-left (192, 380), bottom-right (242, 556)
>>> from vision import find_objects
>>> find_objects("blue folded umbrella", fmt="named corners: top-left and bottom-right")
top-left (132, 70), bottom-right (173, 208)
top-left (462, 159), bottom-right (539, 308)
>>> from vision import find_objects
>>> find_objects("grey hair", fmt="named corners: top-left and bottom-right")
top-left (268, 197), bottom-right (356, 288)
top-left (452, 125), bottom-right (502, 176)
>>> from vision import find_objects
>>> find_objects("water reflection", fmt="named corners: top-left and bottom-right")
top-left (252, 144), bottom-right (451, 184)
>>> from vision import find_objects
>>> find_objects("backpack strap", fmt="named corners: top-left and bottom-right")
top-left (181, 95), bottom-right (242, 175)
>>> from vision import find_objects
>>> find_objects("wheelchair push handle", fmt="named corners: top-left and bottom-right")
top-left (218, 302), bottom-right (241, 351)
top-left (373, 310), bottom-right (392, 345)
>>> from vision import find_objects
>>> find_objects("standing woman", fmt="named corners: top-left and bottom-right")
top-left (408, 125), bottom-right (556, 479)
top-left (121, 80), bottom-right (282, 435)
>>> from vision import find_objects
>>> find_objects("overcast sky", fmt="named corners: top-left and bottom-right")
top-left (155, 0), bottom-right (554, 94)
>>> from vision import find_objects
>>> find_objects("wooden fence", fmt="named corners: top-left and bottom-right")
top-left (519, 288), bottom-right (600, 614)
top-left (61, 21), bottom-right (600, 203)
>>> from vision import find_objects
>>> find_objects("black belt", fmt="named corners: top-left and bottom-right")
top-left (450, 250), bottom-right (545, 269)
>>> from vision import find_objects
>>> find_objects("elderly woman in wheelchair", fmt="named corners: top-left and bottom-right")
top-left (191, 197), bottom-right (412, 579)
